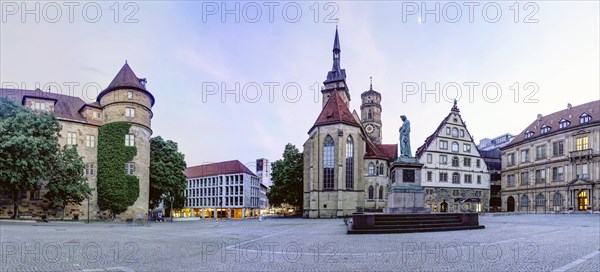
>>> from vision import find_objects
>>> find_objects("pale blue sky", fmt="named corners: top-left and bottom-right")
top-left (1, 1), bottom-right (599, 167)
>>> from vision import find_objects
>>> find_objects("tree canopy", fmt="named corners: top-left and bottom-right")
top-left (267, 143), bottom-right (303, 209)
top-left (149, 136), bottom-right (187, 210)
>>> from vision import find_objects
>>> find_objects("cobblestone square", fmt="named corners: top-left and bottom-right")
top-left (1, 214), bottom-right (599, 271)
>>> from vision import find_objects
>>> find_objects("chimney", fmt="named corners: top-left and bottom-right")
top-left (567, 103), bottom-right (572, 110)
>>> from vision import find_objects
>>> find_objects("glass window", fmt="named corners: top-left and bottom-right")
top-left (559, 119), bottom-right (570, 129)
top-left (535, 169), bottom-right (546, 183)
top-left (520, 149), bottom-right (530, 163)
top-left (452, 172), bottom-right (460, 184)
top-left (452, 156), bottom-right (459, 167)
top-left (552, 141), bottom-right (564, 156)
top-left (507, 153), bottom-right (515, 166)
top-left (476, 159), bottom-right (481, 168)
top-left (541, 125), bottom-right (550, 134)
top-left (127, 91), bottom-right (133, 99)
top-left (576, 136), bottom-right (588, 151)
top-left (427, 171), bottom-right (432, 182)
top-left (85, 163), bottom-right (94, 176)
top-left (446, 127), bottom-right (450, 135)
top-left (451, 142), bottom-right (459, 152)
top-left (85, 135), bottom-right (95, 148)
top-left (378, 186), bottom-right (383, 200)
top-left (67, 132), bottom-right (77, 146)
top-left (464, 174), bottom-right (472, 183)
top-left (520, 172), bottom-right (529, 186)
top-left (124, 162), bottom-right (135, 175)
top-left (368, 109), bottom-right (372, 120)
top-left (452, 128), bottom-right (458, 138)
top-left (439, 140), bottom-right (448, 150)
top-left (34, 102), bottom-right (46, 110)
top-left (535, 145), bottom-right (547, 160)
top-left (427, 154), bottom-right (432, 164)
top-left (439, 172), bottom-right (448, 182)
top-left (368, 186), bottom-right (374, 199)
top-left (368, 162), bottom-right (375, 176)
top-left (439, 155), bottom-right (447, 164)
top-left (477, 175), bottom-right (481, 184)
top-left (460, 129), bottom-right (465, 137)
top-left (323, 135), bottom-right (334, 190)
top-left (463, 144), bottom-right (471, 153)
top-left (580, 113), bottom-right (591, 123)
top-left (552, 193), bottom-right (563, 206)
top-left (125, 107), bottom-right (135, 117)
top-left (345, 136), bottom-right (354, 190)
top-left (552, 167), bottom-right (564, 181)
top-left (535, 193), bottom-right (545, 206)
top-left (520, 195), bottom-right (529, 207)
top-left (524, 131), bottom-right (534, 139)
top-left (125, 134), bottom-right (135, 146)
top-left (507, 174), bottom-right (515, 187)
top-left (463, 158), bottom-right (471, 167)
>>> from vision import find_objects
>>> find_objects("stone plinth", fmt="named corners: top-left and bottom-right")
top-left (385, 158), bottom-right (429, 214)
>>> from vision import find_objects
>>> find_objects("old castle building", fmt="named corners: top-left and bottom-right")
top-left (500, 101), bottom-right (600, 213)
top-left (303, 28), bottom-right (397, 218)
top-left (0, 62), bottom-right (154, 220)
top-left (415, 101), bottom-right (490, 213)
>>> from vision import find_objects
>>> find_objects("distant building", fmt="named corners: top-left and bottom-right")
top-left (478, 133), bottom-right (515, 151)
top-left (256, 158), bottom-right (272, 187)
top-left (479, 149), bottom-right (502, 211)
top-left (500, 101), bottom-right (600, 213)
top-left (259, 183), bottom-right (269, 210)
top-left (183, 160), bottom-right (261, 219)
top-left (416, 101), bottom-right (490, 213)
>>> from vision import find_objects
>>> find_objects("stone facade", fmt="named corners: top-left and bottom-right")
top-left (0, 63), bottom-right (154, 220)
top-left (500, 101), bottom-right (600, 213)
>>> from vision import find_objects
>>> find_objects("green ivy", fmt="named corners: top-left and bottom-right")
top-left (97, 122), bottom-right (138, 215)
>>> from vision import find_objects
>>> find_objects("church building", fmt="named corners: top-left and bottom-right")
top-left (303, 28), bottom-right (397, 218)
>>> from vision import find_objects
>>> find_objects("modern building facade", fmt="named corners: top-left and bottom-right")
top-left (478, 133), bottom-right (515, 151)
top-left (183, 160), bottom-right (261, 219)
top-left (256, 158), bottom-right (272, 187)
top-left (303, 27), bottom-right (397, 218)
top-left (500, 101), bottom-right (600, 213)
top-left (415, 101), bottom-right (490, 213)
top-left (0, 63), bottom-right (154, 220)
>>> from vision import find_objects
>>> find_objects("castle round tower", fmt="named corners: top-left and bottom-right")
top-left (360, 81), bottom-right (382, 144)
top-left (97, 62), bottom-right (154, 218)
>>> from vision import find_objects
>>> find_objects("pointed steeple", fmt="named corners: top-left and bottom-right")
top-left (332, 26), bottom-right (341, 72)
top-left (106, 62), bottom-right (147, 91)
top-left (333, 25), bottom-right (341, 52)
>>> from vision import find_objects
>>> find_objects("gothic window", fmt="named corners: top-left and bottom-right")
top-left (552, 193), bottom-right (563, 206)
top-left (520, 195), bottom-right (529, 207)
top-left (368, 109), bottom-right (373, 120)
top-left (378, 164), bottom-right (384, 175)
top-left (368, 185), bottom-right (374, 200)
top-left (580, 113), bottom-right (591, 124)
top-left (345, 136), bottom-right (354, 190)
top-left (368, 162), bottom-right (375, 176)
top-left (535, 193), bottom-right (545, 207)
top-left (378, 186), bottom-right (383, 200)
top-left (323, 135), bottom-right (335, 190)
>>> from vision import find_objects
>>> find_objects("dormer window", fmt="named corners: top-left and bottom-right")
top-left (92, 111), bottom-right (101, 119)
top-left (559, 119), bottom-right (570, 129)
top-left (34, 102), bottom-right (46, 110)
top-left (524, 131), bottom-right (534, 139)
top-left (541, 125), bottom-right (551, 134)
top-left (580, 113), bottom-right (591, 124)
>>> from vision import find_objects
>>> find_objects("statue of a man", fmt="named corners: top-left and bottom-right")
top-left (399, 115), bottom-right (411, 157)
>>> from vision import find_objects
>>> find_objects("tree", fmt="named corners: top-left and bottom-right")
top-left (0, 97), bottom-right (61, 218)
top-left (149, 136), bottom-right (187, 210)
top-left (45, 145), bottom-right (93, 219)
top-left (268, 143), bottom-right (303, 210)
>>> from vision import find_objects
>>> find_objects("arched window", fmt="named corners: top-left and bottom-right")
top-left (323, 135), bottom-right (334, 190)
top-left (535, 193), bottom-right (545, 206)
top-left (520, 195), bottom-right (529, 207)
top-left (452, 172), bottom-right (460, 184)
top-left (368, 186), bottom-right (374, 199)
top-left (379, 164), bottom-right (384, 175)
top-left (580, 113), bottom-right (591, 124)
top-left (368, 162), bottom-right (375, 176)
top-left (368, 109), bottom-right (373, 120)
top-left (451, 142), bottom-right (459, 152)
top-left (378, 186), bottom-right (384, 199)
top-left (553, 193), bottom-right (563, 206)
top-left (451, 156), bottom-right (459, 167)
top-left (345, 136), bottom-right (354, 190)
top-left (452, 128), bottom-right (459, 138)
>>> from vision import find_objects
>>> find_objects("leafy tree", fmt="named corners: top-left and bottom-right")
top-left (45, 145), bottom-right (93, 219)
top-left (0, 97), bottom-right (61, 218)
top-left (149, 136), bottom-right (187, 210)
top-left (268, 143), bottom-right (303, 210)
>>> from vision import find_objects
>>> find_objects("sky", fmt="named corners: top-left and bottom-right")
top-left (1, 1), bottom-right (599, 169)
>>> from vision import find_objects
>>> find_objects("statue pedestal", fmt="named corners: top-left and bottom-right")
top-left (386, 158), bottom-right (430, 214)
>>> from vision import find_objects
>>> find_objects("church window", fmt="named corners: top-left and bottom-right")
top-left (378, 186), bottom-right (383, 200)
top-left (345, 136), bottom-right (354, 190)
top-left (323, 135), bottom-right (335, 190)
top-left (379, 164), bottom-right (384, 175)
top-left (368, 186), bottom-right (374, 200)
top-left (368, 162), bottom-right (375, 176)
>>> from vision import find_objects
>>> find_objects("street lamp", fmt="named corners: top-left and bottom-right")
top-left (87, 195), bottom-right (90, 224)
top-left (169, 196), bottom-right (174, 223)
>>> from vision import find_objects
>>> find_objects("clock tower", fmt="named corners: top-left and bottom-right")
top-left (360, 79), bottom-right (382, 144)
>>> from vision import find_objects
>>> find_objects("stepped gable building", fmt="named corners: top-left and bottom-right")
top-left (303, 27), bottom-right (397, 218)
top-left (415, 100), bottom-right (490, 213)
top-left (183, 160), bottom-right (261, 219)
top-left (0, 62), bottom-right (154, 220)
top-left (500, 101), bottom-right (600, 213)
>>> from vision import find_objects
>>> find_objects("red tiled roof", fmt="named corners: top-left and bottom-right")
top-left (503, 100), bottom-right (600, 149)
top-left (310, 90), bottom-right (360, 132)
top-left (378, 144), bottom-right (398, 160)
top-left (365, 141), bottom-right (397, 160)
top-left (185, 160), bottom-right (257, 179)
top-left (97, 62), bottom-right (155, 106)
top-left (1, 88), bottom-right (96, 122)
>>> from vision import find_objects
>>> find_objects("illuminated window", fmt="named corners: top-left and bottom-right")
top-left (576, 136), bottom-right (588, 151)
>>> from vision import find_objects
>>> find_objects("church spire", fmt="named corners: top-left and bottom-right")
top-left (332, 25), bottom-right (341, 72)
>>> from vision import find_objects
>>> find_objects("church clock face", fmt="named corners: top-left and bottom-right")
top-left (365, 124), bottom-right (374, 134)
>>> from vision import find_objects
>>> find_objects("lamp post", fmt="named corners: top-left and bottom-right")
top-left (169, 196), bottom-right (174, 223)
top-left (87, 195), bottom-right (90, 224)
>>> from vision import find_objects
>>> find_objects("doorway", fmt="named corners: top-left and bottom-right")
top-left (440, 201), bottom-right (448, 212)
top-left (507, 196), bottom-right (515, 212)
top-left (577, 190), bottom-right (588, 211)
